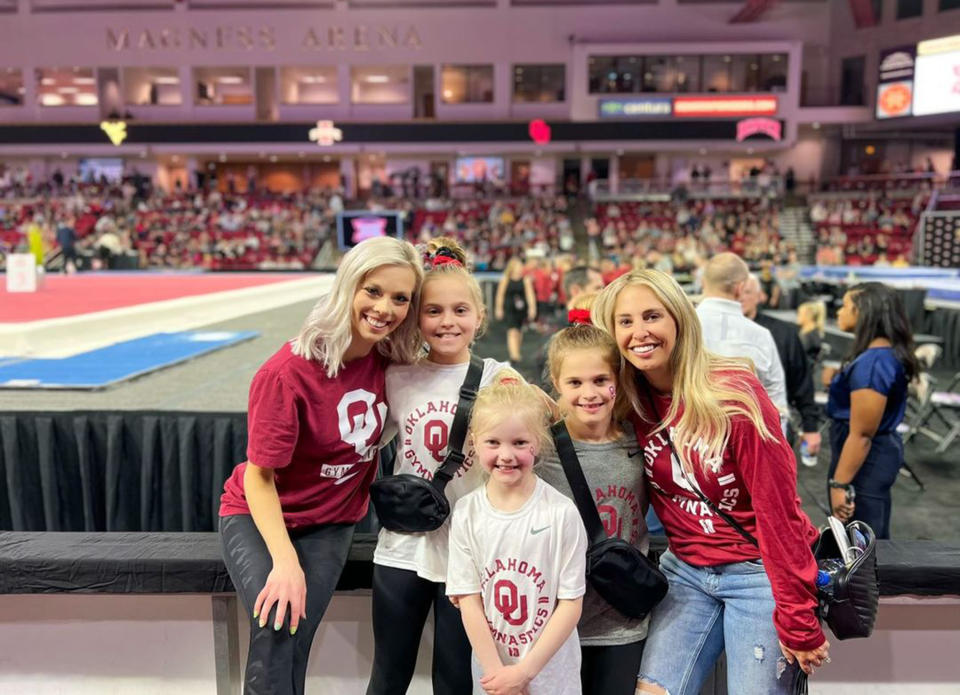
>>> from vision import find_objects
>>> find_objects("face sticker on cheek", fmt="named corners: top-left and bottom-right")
top-left (608, 385), bottom-right (617, 400)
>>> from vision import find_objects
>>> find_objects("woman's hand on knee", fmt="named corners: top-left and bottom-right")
top-left (779, 639), bottom-right (831, 675)
top-left (253, 558), bottom-right (307, 636)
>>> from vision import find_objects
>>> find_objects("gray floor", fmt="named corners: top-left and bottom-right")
top-left (2, 301), bottom-right (957, 541)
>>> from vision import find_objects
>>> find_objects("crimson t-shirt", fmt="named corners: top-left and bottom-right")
top-left (631, 370), bottom-right (825, 651)
top-left (219, 343), bottom-right (388, 528)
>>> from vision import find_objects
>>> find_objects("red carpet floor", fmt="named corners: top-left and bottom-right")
top-left (0, 273), bottom-right (303, 322)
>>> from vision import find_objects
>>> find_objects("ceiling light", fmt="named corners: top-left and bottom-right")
top-left (217, 76), bottom-right (244, 85)
top-left (365, 75), bottom-right (389, 84)
top-left (300, 75), bottom-right (326, 84)
top-left (153, 76), bottom-right (179, 85)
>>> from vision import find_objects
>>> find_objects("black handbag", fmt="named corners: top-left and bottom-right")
top-left (369, 353), bottom-right (484, 533)
top-left (550, 420), bottom-right (669, 620)
top-left (812, 520), bottom-right (879, 640)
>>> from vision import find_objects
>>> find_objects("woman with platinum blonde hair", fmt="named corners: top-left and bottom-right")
top-left (591, 270), bottom-right (830, 695)
top-left (219, 236), bottom-right (423, 695)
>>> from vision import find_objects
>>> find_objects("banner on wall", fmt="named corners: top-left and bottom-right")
top-left (673, 96), bottom-right (777, 117)
top-left (598, 97), bottom-right (673, 118)
top-left (876, 45), bottom-right (916, 119)
top-left (735, 117), bottom-right (782, 142)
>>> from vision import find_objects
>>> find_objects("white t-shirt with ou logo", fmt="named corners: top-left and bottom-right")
top-left (373, 356), bottom-right (510, 582)
top-left (447, 478), bottom-right (587, 695)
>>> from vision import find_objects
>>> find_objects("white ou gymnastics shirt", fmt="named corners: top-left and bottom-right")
top-left (447, 478), bottom-right (588, 694)
top-left (374, 357), bottom-right (510, 582)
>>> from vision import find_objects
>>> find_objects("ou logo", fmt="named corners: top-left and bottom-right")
top-left (424, 419), bottom-right (449, 463)
top-left (493, 579), bottom-right (528, 627)
top-left (337, 389), bottom-right (387, 463)
top-left (598, 504), bottom-right (622, 538)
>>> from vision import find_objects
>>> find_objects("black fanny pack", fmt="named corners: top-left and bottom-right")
top-left (369, 354), bottom-right (483, 533)
top-left (550, 421), bottom-right (668, 620)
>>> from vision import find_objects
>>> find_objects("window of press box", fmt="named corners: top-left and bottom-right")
top-left (0, 68), bottom-right (24, 106)
top-left (280, 66), bottom-right (338, 105)
top-left (897, 0), bottom-right (923, 19)
top-left (441, 65), bottom-right (494, 104)
top-left (193, 67), bottom-right (253, 106)
top-left (588, 56), bottom-right (639, 94)
top-left (122, 67), bottom-right (182, 106)
top-left (513, 64), bottom-right (565, 102)
top-left (642, 56), bottom-right (701, 93)
top-left (351, 65), bottom-right (410, 104)
top-left (36, 67), bottom-right (97, 106)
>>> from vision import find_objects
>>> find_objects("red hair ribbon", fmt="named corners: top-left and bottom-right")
top-left (568, 309), bottom-right (592, 325)
top-left (431, 254), bottom-right (463, 268)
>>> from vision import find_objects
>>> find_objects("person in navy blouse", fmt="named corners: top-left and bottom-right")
top-left (826, 282), bottom-right (920, 538)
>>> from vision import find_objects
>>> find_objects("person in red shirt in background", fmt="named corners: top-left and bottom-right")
top-left (592, 269), bottom-right (830, 695)
top-left (218, 236), bottom-right (424, 695)
top-left (531, 258), bottom-right (559, 331)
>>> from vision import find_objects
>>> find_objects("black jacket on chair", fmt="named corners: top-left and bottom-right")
top-left (755, 311), bottom-right (822, 434)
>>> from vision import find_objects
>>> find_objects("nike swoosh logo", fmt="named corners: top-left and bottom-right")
top-left (333, 471), bottom-right (360, 486)
top-left (531, 526), bottom-right (550, 535)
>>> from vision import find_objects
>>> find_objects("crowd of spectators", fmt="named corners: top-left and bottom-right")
top-left (809, 193), bottom-right (925, 267)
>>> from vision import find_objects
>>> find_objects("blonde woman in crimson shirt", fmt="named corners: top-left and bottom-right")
top-left (218, 237), bottom-right (423, 695)
top-left (592, 269), bottom-right (830, 695)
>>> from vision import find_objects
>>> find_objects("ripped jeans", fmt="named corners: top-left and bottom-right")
top-left (637, 551), bottom-right (801, 695)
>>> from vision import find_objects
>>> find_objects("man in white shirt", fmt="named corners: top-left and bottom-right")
top-left (696, 253), bottom-right (788, 414)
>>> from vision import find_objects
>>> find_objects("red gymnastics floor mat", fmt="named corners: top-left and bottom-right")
top-left (0, 273), bottom-right (301, 323)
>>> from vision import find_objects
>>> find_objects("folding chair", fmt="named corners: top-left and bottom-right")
top-left (903, 371), bottom-right (960, 453)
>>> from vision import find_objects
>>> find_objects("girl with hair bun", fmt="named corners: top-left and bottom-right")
top-left (447, 376), bottom-right (588, 695)
top-left (367, 236), bottom-right (517, 695)
top-left (537, 320), bottom-right (649, 695)
top-left (592, 269), bottom-right (829, 695)
top-left (218, 236), bottom-right (423, 695)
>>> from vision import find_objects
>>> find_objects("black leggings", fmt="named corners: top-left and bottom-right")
top-left (581, 640), bottom-right (645, 695)
top-left (219, 514), bottom-right (354, 695)
top-left (366, 564), bottom-right (473, 695)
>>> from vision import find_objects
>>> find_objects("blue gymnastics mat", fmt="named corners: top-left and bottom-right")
top-left (0, 330), bottom-right (258, 390)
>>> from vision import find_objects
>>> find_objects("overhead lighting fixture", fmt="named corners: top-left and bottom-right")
top-left (153, 76), bottom-right (179, 85)
top-left (364, 75), bottom-right (389, 84)
top-left (300, 75), bottom-right (326, 84)
top-left (217, 76), bottom-right (244, 85)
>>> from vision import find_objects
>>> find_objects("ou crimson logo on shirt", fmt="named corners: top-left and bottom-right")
top-left (424, 419), bottom-right (449, 462)
top-left (337, 389), bottom-right (387, 463)
top-left (494, 579), bottom-right (529, 626)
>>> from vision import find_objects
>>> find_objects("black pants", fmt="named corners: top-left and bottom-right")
top-left (581, 640), bottom-right (645, 695)
top-left (219, 514), bottom-right (355, 695)
top-left (366, 564), bottom-right (473, 695)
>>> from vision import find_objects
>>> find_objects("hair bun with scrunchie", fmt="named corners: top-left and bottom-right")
top-left (568, 308), bottom-right (592, 325)
top-left (430, 246), bottom-right (463, 268)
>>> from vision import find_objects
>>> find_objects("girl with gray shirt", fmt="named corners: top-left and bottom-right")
top-left (538, 322), bottom-right (649, 695)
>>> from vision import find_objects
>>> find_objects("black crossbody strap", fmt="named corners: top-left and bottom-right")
top-left (550, 421), bottom-right (608, 546)
top-left (432, 353), bottom-right (486, 485)
top-left (641, 380), bottom-right (759, 548)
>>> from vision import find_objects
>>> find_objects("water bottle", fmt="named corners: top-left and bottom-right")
top-left (816, 558), bottom-right (845, 600)
top-left (800, 440), bottom-right (817, 468)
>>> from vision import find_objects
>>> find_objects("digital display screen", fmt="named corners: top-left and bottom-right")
top-left (336, 210), bottom-right (404, 250)
top-left (454, 157), bottom-right (505, 184)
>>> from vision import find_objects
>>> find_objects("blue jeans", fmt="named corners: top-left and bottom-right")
top-left (638, 551), bottom-right (801, 695)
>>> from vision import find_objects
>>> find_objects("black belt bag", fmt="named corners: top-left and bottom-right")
top-left (370, 354), bottom-right (483, 533)
top-left (551, 421), bottom-right (668, 620)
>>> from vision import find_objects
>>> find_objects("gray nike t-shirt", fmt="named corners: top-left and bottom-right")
top-left (537, 420), bottom-right (650, 646)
